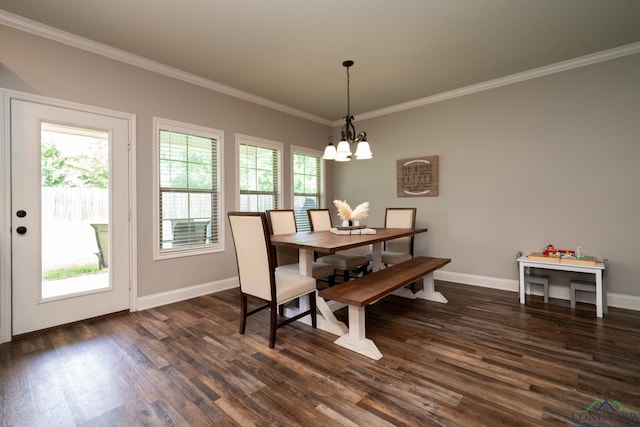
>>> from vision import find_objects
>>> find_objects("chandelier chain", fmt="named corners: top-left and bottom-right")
top-left (346, 65), bottom-right (351, 119)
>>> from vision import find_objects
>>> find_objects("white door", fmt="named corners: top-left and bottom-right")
top-left (11, 99), bottom-right (131, 335)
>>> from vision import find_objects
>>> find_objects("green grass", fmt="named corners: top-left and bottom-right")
top-left (43, 264), bottom-right (106, 281)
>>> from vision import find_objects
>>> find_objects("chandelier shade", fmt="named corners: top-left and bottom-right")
top-left (322, 142), bottom-right (337, 160)
top-left (323, 60), bottom-right (372, 162)
top-left (354, 139), bottom-right (372, 159)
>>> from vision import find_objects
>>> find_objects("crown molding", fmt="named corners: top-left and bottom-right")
top-left (339, 41), bottom-right (640, 126)
top-left (0, 10), bottom-right (332, 126)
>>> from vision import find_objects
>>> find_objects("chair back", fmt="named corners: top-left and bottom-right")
top-left (307, 209), bottom-right (333, 231)
top-left (228, 212), bottom-right (275, 302)
top-left (384, 208), bottom-right (417, 254)
top-left (266, 210), bottom-right (299, 266)
top-left (267, 209), bottom-right (298, 234)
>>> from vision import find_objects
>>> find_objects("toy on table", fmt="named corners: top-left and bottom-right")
top-left (542, 243), bottom-right (584, 259)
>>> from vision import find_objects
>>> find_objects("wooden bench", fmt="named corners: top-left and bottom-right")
top-left (318, 256), bottom-right (451, 360)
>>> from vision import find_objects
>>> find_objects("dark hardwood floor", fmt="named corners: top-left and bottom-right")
top-left (1, 281), bottom-right (639, 426)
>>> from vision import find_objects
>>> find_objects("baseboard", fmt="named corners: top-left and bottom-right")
top-left (435, 270), bottom-right (518, 292)
top-left (434, 270), bottom-right (640, 312)
top-left (135, 271), bottom-right (640, 313)
top-left (137, 277), bottom-right (239, 311)
top-left (607, 293), bottom-right (640, 312)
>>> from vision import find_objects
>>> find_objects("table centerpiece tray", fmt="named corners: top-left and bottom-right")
top-left (336, 225), bottom-right (367, 230)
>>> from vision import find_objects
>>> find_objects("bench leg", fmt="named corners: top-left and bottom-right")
top-left (391, 287), bottom-right (417, 299)
top-left (414, 273), bottom-right (448, 303)
top-left (334, 305), bottom-right (383, 360)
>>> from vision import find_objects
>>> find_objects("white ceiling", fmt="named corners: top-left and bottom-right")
top-left (2, 0), bottom-right (640, 122)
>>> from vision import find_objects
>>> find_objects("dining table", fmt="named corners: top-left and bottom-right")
top-left (270, 227), bottom-right (446, 336)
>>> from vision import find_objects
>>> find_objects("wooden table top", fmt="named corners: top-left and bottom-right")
top-left (269, 227), bottom-right (427, 254)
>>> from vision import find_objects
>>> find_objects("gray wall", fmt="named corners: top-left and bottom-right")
top-left (333, 53), bottom-right (640, 298)
top-left (2, 23), bottom-right (639, 304)
top-left (0, 25), bottom-right (331, 298)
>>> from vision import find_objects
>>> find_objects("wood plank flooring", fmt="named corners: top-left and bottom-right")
top-left (1, 281), bottom-right (639, 426)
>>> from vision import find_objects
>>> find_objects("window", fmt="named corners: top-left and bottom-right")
top-left (154, 118), bottom-right (223, 259)
top-left (237, 134), bottom-right (282, 211)
top-left (292, 146), bottom-right (324, 231)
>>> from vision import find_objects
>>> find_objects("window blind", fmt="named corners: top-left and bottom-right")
top-left (293, 152), bottom-right (322, 231)
top-left (159, 129), bottom-right (219, 250)
top-left (239, 143), bottom-right (280, 211)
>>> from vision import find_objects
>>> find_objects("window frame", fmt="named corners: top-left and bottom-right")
top-left (153, 117), bottom-right (224, 260)
top-left (236, 134), bottom-right (283, 211)
top-left (291, 145), bottom-right (325, 231)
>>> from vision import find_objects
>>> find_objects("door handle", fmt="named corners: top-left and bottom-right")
top-left (16, 226), bottom-right (27, 235)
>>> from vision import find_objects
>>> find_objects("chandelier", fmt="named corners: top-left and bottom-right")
top-left (322, 60), bottom-right (372, 162)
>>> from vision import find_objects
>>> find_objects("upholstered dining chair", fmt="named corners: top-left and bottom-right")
top-left (307, 209), bottom-right (369, 282)
top-left (266, 209), bottom-right (335, 288)
top-left (228, 212), bottom-right (317, 348)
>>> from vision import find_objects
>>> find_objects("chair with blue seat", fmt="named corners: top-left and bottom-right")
top-left (517, 251), bottom-right (550, 303)
top-left (228, 211), bottom-right (317, 348)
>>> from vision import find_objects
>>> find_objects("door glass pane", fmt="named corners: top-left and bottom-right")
top-left (40, 122), bottom-right (110, 299)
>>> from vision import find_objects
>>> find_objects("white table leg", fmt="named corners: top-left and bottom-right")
top-left (596, 271), bottom-right (603, 318)
top-left (414, 273), bottom-right (448, 303)
top-left (518, 262), bottom-right (526, 304)
top-left (284, 294), bottom-right (348, 336)
top-left (299, 248), bottom-right (313, 277)
top-left (315, 295), bottom-right (348, 335)
top-left (370, 242), bottom-right (383, 272)
top-left (333, 305), bottom-right (383, 360)
top-left (287, 249), bottom-right (349, 336)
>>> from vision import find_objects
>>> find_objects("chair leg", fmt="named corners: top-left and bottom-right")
top-left (310, 292), bottom-right (317, 329)
top-left (239, 294), bottom-right (248, 334)
top-left (361, 264), bottom-right (369, 276)
top-left (269, 301), bottom-right (278, 349)
top-left (328, 275), bottom-right (335, 287)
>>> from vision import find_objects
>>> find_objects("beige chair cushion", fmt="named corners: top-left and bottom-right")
top-left (385, 238), bottom-right (411, 254)
top-left (318, 253), bottom-right (368, 269)
top-left (381, 251), bottom-right (413, 265)
top-left (274, 269), bottom-right (317, 305)
top-left (309, 209), bottom-right (368, 271)
top-left (276, 262), bottom-right (334, 279)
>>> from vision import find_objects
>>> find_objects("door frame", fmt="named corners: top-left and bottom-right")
top-left (0, 89), bottom-right (138, 343)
